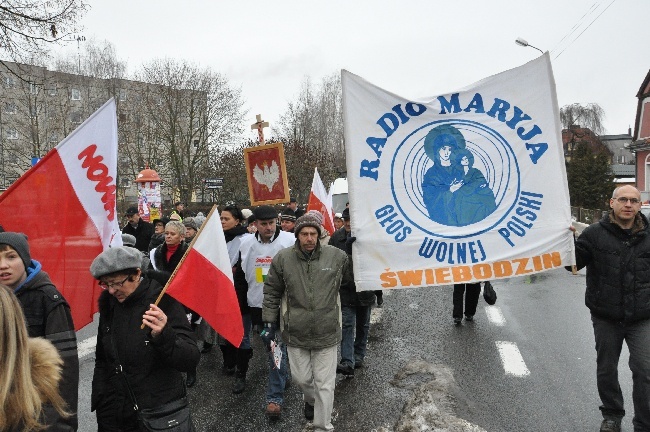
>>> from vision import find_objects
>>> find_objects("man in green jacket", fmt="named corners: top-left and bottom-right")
top-left (262, 214), bottom-right (350, 431)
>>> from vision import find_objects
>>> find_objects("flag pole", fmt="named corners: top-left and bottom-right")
top-left (140, 203), bottom-right (220, 329)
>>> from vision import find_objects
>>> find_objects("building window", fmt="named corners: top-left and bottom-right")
top-left (119, 89), bottom-right (127, 101)
top-left (119, 113), bottom-right (127, 122)
top-left (49, 133), bottom-right (58, 143)
top-left (48, 86), bottom-right (57, 96)
top-left (71, 88), bottom-right (81, 101)
top-left (6, 129), bottom-right (18, 140)
top-left (4, 76), bottom-right (15, 88)
top-left (4, 102), bottom-right (17, 114)
top-left (29, 82), bottom-right (38, 94)
top-left (71, 112), bottom-right (82, 124)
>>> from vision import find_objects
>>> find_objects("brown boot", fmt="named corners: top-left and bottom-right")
top-left (265, 402), bottom-right (281, 419)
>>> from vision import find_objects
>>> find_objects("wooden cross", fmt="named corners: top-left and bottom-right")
top-left (251, 114), bottom-right (269, 144)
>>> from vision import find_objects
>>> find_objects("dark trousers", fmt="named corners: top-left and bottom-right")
top-left (452, 283), bottom-right (481, 319)
top-left (591, 314), bottom-right (650, 431)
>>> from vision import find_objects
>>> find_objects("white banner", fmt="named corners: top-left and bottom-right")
top-left (342, 54), bottom-right (575, 291)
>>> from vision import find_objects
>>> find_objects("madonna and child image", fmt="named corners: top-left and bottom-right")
top-left (421, 124), bottom-right (497, 226)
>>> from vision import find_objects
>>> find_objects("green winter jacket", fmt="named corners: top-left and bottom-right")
top-left (262, 240), bottom-right (350, 349)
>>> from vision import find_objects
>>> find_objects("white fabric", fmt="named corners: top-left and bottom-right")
top-left (342, 54), bottom-right (575, 291)
top-left (227, 233), bottom-right (252, 267)
top-left (287, 345), bottom-right (337, 432)
top-left (239, 230), bottom-right (294, 308)
top-left (191, 209), bottom-right (234, 284)
top-left (56, 98), bottom-right (121, 249)
top-left (308, 167), bottom-right (335, 234)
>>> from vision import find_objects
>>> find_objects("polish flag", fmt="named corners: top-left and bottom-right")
top-left (0, 99), bottom-right (122, 330)
top-left (307, 168), bottom-right (335, 235)
top-left (165, 206), bottom-right (243, 347)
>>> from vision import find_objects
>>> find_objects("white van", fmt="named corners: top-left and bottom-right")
top-left (330, 178), bottom-right (348, 214)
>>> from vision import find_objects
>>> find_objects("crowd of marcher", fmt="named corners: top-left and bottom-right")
top-left (1, 185), bottom-right (649, 432)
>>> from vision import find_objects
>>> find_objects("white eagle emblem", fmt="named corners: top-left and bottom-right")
top-left (253, 161), bottom-right (280, 191)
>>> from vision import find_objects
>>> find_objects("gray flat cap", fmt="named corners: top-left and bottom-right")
top-left (121, 233), bottom-right (137, 247)
top-left (90, 246), bottom-right (143, 278)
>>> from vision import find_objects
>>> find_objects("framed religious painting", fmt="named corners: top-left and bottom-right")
top-left (243, 142), bottom-right (290, 206)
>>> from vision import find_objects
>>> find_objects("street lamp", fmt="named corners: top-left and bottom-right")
top-left (75, 35), bottom-right (86, 74)
top-left (515, 37), bottom-right (544, 54)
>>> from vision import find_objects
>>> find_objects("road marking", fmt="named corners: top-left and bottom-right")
top-left (485, 306), bottom-right (506, 326)
top-left (78, 335), bottom-right (97, 359)
top-left (495, 341), bottom-right (530, 376)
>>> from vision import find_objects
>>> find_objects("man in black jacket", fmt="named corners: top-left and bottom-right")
top-left (329, 207), bottom-right (375, 376)
top-left (121, 206), bottom-right (154, 253)
top-left (573, 185), bottom-right (650, 432)
top-left (0, 232), bottom-right (79, 431)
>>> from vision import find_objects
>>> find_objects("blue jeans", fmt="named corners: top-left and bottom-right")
top-left (244, 314), bottom-right (289, 405)
top-left (591, 314), bottom-right (650, 431)
top-left (340, 305), bottom-right (372, 368)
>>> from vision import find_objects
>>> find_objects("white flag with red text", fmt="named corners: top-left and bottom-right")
top-left (307, 168), bottom-right (335, 235)
top-left (0, 99), bottom-right (121, 329)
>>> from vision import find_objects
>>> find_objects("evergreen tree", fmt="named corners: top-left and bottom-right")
top-left (567, 142), bottom-right (614, 209)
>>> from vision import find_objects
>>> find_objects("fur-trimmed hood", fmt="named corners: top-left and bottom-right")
top-left (28, 337), bottom-right (63, 402)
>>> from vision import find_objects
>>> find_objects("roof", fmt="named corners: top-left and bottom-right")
top-left (610, 164), bottom-right (635, 176)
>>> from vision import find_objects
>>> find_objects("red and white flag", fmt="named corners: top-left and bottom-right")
top-left (165, 207), bottom-right (244, 347)
top-left (307, 168), bottom-right (335, 235)
top-left (0, 99), bottom-right (122, 329)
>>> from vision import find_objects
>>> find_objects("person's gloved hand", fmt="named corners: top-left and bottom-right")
top-left (260, 322), bottom-right (276, 346)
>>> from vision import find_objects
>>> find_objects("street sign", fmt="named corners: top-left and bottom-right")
top-left (205, 178), bottom-right (223, 189)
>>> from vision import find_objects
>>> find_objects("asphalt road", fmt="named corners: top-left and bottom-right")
top-left (76, 268), bottom-right (636, 431)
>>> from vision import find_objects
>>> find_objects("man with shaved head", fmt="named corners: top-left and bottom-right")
top-left (573, 185), bottom-right (650, 432)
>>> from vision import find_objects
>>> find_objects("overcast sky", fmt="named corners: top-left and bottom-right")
top-left (67, 0), bottom-right (647, 140)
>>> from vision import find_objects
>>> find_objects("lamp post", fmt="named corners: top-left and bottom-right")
top-left (75, 35), bottom-right (86, 74)
top-left (515, 37), bottom-right (544, 54)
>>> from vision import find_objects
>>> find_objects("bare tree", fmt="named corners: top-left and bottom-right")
top-left (560, 103), bottom-right (606, 135)
top-left (53, 37), bottom-right (126, 79)
top-left (0, 0), bottom-right (87, 62)
top-left (133, 59), bottom-right (246, 204)
top-left (277, 73), bottom-right (346, 176)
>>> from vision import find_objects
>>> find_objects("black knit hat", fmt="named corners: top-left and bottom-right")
top-left (253, 205), bottom-right (278, 221)
top-left (0, 232), bottom-right (31, 270)
top-left (341, 208), bottom-right (350, 220)
top-left (294, 214), bottom-right (322, 238)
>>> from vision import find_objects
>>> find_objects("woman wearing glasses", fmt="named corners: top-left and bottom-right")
top-left (89, 246), bottom-right (199, 431)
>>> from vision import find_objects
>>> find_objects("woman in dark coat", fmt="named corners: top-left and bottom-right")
top-left (211, 206), bottom-right (251, 393)
top-left (89, 246), bottom-right (199, 432)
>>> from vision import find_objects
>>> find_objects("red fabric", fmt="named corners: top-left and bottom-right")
top-left (166, 243), bottom-right (179, 262)
top-left (308, 192), bottom-right (336, 236)
top-left (0, 150), bottom-right (103, 330)
top-left (165, 249), bottom-right (243, 347)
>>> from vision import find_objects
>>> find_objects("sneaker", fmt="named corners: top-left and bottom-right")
top-left (454, 317), bottom-right (462, 325)
top-left (232, 376), bottom-right (246, 394)
top-left (265, 402), bottom-right (282, 419)
top-left (336, 363), bottom-right (354, 376)
top-left (303, 402), bottom-right (315, 421)
top-left (600, 419), bottom-right (621, 432)
top-left (376, 297), bottom-right (384, 307)
top-left (465, 315), bottom-right (474, 321)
